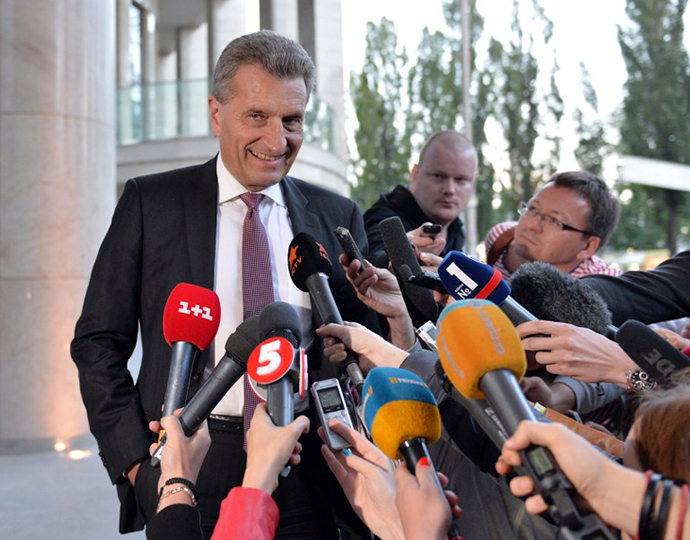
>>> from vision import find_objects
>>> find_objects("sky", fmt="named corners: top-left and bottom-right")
top-left (338, 0), bottom-right (690, 180)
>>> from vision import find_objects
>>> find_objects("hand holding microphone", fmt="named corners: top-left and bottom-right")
top-left (247, 302), bottom-right (304, 428)
top-left (151, 315), bottom-right (261, 467)
top-left (436, 299), bottom-right (615, 539)
top-left (288, 233), bottom-right (365, 395)
top-left (362, 367), bottom-right (463, 540)
top-left (243, 403), bottom-right (310, 495)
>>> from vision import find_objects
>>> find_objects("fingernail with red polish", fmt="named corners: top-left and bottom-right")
top-left (418, 457), bottom-right (430, 467)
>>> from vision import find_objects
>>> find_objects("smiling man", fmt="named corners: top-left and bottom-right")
top-left (484, 171), bottom-right (622, 281)
top-left (363, 131), bottom-right (478, 267)
top-left (72, 31), bottom-right (375, 540)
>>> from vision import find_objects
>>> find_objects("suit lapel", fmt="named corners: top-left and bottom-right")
top-left (184, 157), bottom-right (218, 290)
top-left (281, 176), bottom-right (321, 238)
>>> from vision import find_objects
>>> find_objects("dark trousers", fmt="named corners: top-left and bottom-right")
top-left (196, 416), bottom-right (357, 540)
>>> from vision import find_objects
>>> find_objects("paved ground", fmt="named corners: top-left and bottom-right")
top-left (0, 344), bottom-right (146, 539)
top-left (0, 436), bottom-right (146, 540)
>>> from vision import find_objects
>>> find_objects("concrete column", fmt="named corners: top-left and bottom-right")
top-left (313, 0), bottom-right (347, 161)
top-left (178, 23), bottom-right (210, 137)
top-left (261, 0), bottom-right (298, 40)
top-left (208, 0), bottom-right (247, 74)
top-left (0, 0), bottom-right (116, 451)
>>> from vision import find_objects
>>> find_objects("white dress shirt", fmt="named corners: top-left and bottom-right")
top-left (209, 156), bottom-right (312, 417)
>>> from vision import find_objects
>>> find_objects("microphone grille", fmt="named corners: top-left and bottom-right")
top-left (288, 233), bottom-right (334, 292)
top-left (163, 283), bottom-right (221, 349)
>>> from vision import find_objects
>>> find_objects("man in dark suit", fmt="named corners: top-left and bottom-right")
top-left (72, 30), bottom-right (373, 539)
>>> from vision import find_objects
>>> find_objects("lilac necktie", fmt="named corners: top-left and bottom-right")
top-left (240, 193), bottom-right (274, 445)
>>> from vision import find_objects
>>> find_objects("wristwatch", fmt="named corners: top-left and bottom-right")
top-left (625, 368), bottom-right (655, 395)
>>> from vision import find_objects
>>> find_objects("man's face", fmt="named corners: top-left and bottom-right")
top-left (208, 64), bottom-right (307, 192)
top-left (410, 143), bottom-right (477, 226)
top-left (513, 184), bottom-right (599, 272)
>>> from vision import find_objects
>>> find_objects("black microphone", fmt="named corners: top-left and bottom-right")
top-left (288, 233), bottom-right (365, 395)
top-left (511, 261), bottom-right (617, 339)
top-left (151, 315), bottom-right (261, 466)
top-left (252, 302), bottom-right (303, 427)
top-left (379, 216), bottom-right (439, 327)
top-left (616, 320), bottom-right (690, 389)
top-left (179, 316), bottom-right (261, 434)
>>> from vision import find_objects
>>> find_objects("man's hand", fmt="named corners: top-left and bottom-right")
top-left (517, 320), bottom-right (636, 387)
top-left (407, 222), bottom-right (446, 256)
top-left (519, 378), bottom-right (577, 412)
top-left (316, 322), bottom-right (409, 373)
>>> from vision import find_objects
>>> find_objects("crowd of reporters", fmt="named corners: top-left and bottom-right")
top-left (145, 238), bottom-right (690, 540)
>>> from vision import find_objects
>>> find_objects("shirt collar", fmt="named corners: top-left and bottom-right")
top-left (216, 154), bottom-right (285, 207)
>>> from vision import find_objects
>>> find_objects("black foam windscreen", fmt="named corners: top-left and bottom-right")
top-left (259, 301), bottom-right (303, 347)
top-left (378, 217), bottom-right (439, 326)
top-left (288, 232), bottom-right (334, 292)
top-left (510, 261), bottom-right (612, 336)
top-left (616, 320), bottom-right (690, 389)
top-left (224, 315), bottom-right (261, 369)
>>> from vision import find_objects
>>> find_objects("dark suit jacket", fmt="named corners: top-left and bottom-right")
top-left (71, 156), bottom-right (376, 531)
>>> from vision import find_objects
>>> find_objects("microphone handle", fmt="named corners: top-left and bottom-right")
top-left (179, 356), bottom-right (246, 435)
top-left (499, 297), bottom-right (537, 327)
top-left (478, 369), bottom-right (537, 434)
top-left (267, 376), bottom-right (294, 427)
top-left (478, 370), bottom-right (615, 535)
top-left (306, 272), bottom-right (364, 390)
top-left (162, 342), bottom-right (198, 417)
top-left (399, 438), bottom-right (463, 540)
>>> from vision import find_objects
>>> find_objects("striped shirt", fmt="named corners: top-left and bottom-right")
top-left (484, 221), bottom-right (622, 282)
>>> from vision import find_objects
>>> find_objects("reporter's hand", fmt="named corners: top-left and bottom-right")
top-left (495, 421), bottom-right (611, 516)
top-left (395, 463), bottom-right (462, 540)
top-left (316, 322), bottom-right (409, 372)
top-left (654, 327), bottom-right (690, 350)
top-left (519, 378), bottom-right (576, 412)
top-left (149, 413), bottom-right (211, 502)
top-left (243, 403), bottom-right (310, 494)
top-left (517, 320), bottom-right (636, 387)
top-left (339, 254), bottom-right (407, 319)
top-left (320, 420), bottom-right (405, 540)
top-left (407, 223), bottom-right (446, 256)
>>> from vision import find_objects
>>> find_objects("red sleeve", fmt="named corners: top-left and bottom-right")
top-left (210, 487), bottom-right (280, 540)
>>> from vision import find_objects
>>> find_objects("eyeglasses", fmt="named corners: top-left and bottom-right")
top-left (517, 202), bottom-right (591, 235)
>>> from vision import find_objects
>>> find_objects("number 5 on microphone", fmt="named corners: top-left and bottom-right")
top-left (247, 337), bottom-right (295, 385)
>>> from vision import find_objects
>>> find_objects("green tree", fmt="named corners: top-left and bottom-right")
top-left (616, 0), bottom-right (690, 253)
top-left (350, 18), bottom-right (411, 209)
top-left (573, 63), bottom-right (609, 177)
top-left (488, 0), bottom-right (563, 211)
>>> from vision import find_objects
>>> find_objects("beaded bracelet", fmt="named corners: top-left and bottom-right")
top-left (157, 486), bottom-right (197, 509)
top-left (160, 477), bottom-right (198, 504)
top-left (638, 471), bottom-right (662, 540)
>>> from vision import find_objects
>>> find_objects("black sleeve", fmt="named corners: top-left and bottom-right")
top-left (71, 179), bottom-right (151, 483)
top-left (146, 504), bottom-right (203, 540)
top-left (363, 201), bottom-right (399, 269)
top-left (581, 250), bottom-right (690, 326)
